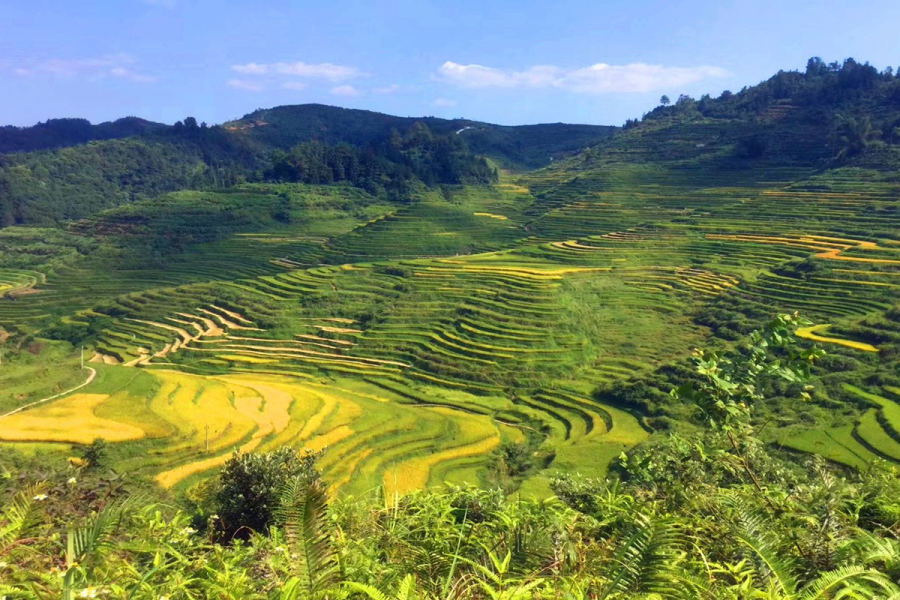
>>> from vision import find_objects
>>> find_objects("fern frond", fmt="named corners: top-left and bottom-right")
top-left (343, 575), bottom-right (426, 600)
top-left (344, 581), bottom-right (391, 600)
top-left (846, 530), bottom-right (900, 570)
top-left (719, 492), bottom-right (799, 594)
top-left (396, 574), bottom-right (418, 600)
top-left (0, 583), bottom-right (34, 599)
top-left (735, 531), bottom-right (797, 595)
top-left (797, 565), bottom-right (900, 600)
top-left (0, 481), bottom-right (47, 554)
top-left (276, 476), bottom-right (338, 599)
top-left (597, 513), bottom-right (684, 598)
top-left (669, 568), bottom-right (722, 600)
top-left (68, 498), bottom-right (130, 566)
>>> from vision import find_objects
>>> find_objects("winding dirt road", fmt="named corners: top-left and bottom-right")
top-left (0, 367), bottom-right (97, 419)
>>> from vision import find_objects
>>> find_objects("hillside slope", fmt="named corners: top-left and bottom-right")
top-left (0, 105), bottom-right (614, 226)
top-left (569, 56), bottom-right (900, 172)
top-left (0, 116), bottom-right (169, 154)
top-left (2, 58), bottom-right (900, 494)
top-left (229, 104), bottom-right (616, 169)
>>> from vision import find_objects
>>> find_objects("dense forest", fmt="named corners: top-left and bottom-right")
top-left (0, 106), bottom-right (610, 227)
top-left (0, 120), bottom-right (494, 226)
top-left (0, 121), bottom-right (254, 226)
top-left (0, 117), bottom-right (168, 154)
top-left (266, 123), bottom-right (498, 193)
top-left (645, 57), bottom-right (900, 123)
top-left (604, 57), bottom-right (900, 170)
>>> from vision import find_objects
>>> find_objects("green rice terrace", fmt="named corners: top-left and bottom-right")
top-left (3, 65), bottom-right (900, 503)
top-left (3, 156), bottom-right (900, 499)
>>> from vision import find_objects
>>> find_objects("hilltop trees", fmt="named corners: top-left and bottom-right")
top-left (0, 113), bottom-right (502, 227)
top-left (643, 57), bottom-right (899, 128)
top-left (263, 122), bottom-right (498, 196)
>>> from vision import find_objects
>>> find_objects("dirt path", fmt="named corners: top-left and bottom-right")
top-left (208, 304), bottom-right (254, 325)
top-left (0, 367), bottom-right (98, 419)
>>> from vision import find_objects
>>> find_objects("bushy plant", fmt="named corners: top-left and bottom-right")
top-left (197, 448), bottom-right (322, 540)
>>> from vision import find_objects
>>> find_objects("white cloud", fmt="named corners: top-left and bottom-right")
top-left (432, 98), bottom-right (458, 107)
top-left (330, 85), bottom-right (360, 97)
top-left (282, 81), bottom-right (308, 91)
top-left (231, 61), bottom-right (364, 82)
top-left (6, 55), bottom-right (156, 83)
top-left (374, 83), bottom-right (422, 95)
top-left (231, 63), bottom-right (269, 76)
top-left (375, 83), bottom-right (402, 94)
top-left (435, 61), bottom-right (727, 93)
top-left (228, 79), bottom-right (265, 92)
top-left (109, 66), bottom-right (157, 83)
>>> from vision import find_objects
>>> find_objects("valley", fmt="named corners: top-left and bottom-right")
top-left (3, 148), bottom-right (900, 497)
top-left (4, 22), bottom-right (900, 592)
top-left (3, 60), bottom-right (900, 505)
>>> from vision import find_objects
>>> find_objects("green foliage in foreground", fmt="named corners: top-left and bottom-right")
top-left (4, 432), bottom-right (900, 599)
top-left (4, 317), bottom-right (900, 599)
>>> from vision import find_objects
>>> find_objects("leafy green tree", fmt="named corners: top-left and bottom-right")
top-left (203, 448), bottom-right (322, 540)
top-left (834, 115), bottom-right (882, 161)
top-left (660, 95), bottom-right (671, 106)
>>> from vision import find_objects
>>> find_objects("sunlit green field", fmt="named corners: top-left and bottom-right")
top-left (3, 163), bottom-right (900, 494)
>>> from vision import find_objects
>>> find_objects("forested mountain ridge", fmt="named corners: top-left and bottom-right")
top-left (228, 104), bottom-right (617, 168)
top-left (4, 58), bottom-right (898, 230)
top-left (0, 116), bottom-right (169, 154)
top-left (568, 56), bottom-right (900, 171)
top-left (0, 105), bottom-right (613, 227)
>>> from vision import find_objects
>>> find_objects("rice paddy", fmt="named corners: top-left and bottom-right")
top-left (3, 162), bottom-right (900, 494)
top-left (795, 324), bottom-right (880, 352)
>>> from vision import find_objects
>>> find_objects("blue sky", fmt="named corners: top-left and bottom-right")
top-left (1, 0), bottom-right (898, 127)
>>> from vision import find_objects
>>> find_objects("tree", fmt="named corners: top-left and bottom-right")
top-left (660, 95), bottom-right (671, 106)
top-left (670, 313), bottom-right (824, 497)
top-left (834, 115), bottom-right (882, 161)
top-left (806, 56), bottom-right (826, 77)
top-left (203, 448), bottom-right (322, 540)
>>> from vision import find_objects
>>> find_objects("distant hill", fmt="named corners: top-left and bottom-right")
top-left (564, 57), bottom-right (900, 173)
top-left (225, 104), bottom-right (615, 169)
top-left (0, 117), bottom-right (169, 154)
top-left (5, 56), bottom-right (898, 230)
top-left (0, 105), bottom-right (614, 227)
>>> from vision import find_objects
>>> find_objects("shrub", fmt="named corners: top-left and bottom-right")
top-left (79, 438), bottom-right (108, 471)
top-left (200, 448), bottom-right (322, 540)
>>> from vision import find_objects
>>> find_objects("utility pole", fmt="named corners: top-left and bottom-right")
top-left (205, 423), bottom-right (210, 453)
top-left (80, 346), bottom-right (84, 370)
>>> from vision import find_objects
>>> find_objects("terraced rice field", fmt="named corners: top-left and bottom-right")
top-left (0, 269), bottom-right (42, 296)
top-left (795, 324), bottom-right (879, 352)
top-left (3, 164), bottom-right (900, 492)
top-left (0, 367), bottom-right (508, 496)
